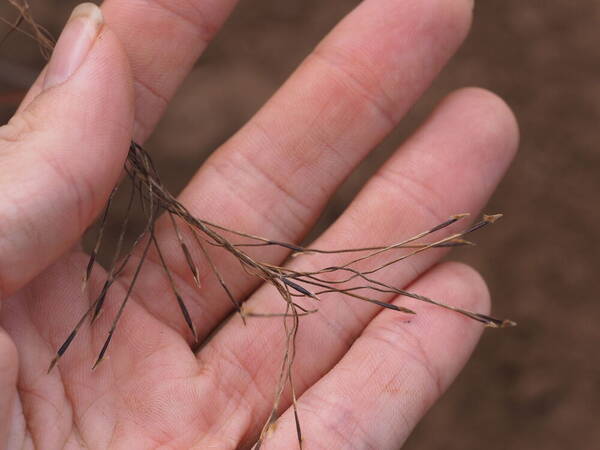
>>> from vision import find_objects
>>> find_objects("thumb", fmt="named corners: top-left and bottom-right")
top-left (0, 3), bottom-right (134, 300)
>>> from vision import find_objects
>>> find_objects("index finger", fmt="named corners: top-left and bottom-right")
top-left (101, 0), bottom-right (240, 141)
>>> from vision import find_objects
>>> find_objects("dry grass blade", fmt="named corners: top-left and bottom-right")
top-left (50, 140), bottom-right (515, 442)
top-left (83, 185), bottom-right (119, 292)
top-left (151, 233), bottom-right (198, 343)
top-left (167, 212), bottom-right (202, 288)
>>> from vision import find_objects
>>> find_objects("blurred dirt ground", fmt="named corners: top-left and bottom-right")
top-left (1, 1), bottom-right (599, 449)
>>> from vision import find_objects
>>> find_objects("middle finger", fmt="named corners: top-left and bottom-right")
top-left (143, 0), bottom-right (475, 342)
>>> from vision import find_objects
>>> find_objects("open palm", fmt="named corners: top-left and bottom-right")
top-left (0, 0), bottom-right (517, 448)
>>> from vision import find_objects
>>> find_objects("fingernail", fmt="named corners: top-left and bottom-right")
top-left (43, 3), bottom-right (104, 90)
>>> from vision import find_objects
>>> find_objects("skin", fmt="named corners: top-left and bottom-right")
top-left (0, 0), bottom-right (518, 448)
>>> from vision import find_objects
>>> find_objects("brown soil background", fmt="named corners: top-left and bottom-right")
top-left (1, 1), bottom-right (599, 449)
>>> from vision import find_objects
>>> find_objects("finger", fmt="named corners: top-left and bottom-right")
top-left (100, 0), bottom-right (240, 141)
top-left (0, 4), bottom-right (133, 299)
top-left (197, 87), bottom-right (518, 446)
top-left (143, 0), bottom-right (475, 339)
top-left (262, 262), bottom-right (489, 449)
top-left (0, 325), bottom-right (18, 449)
top-left (14, 68), bottom-right (45, 115)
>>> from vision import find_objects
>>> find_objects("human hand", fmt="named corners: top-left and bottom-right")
top-left (0, 1), bottom-right (517, 448)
